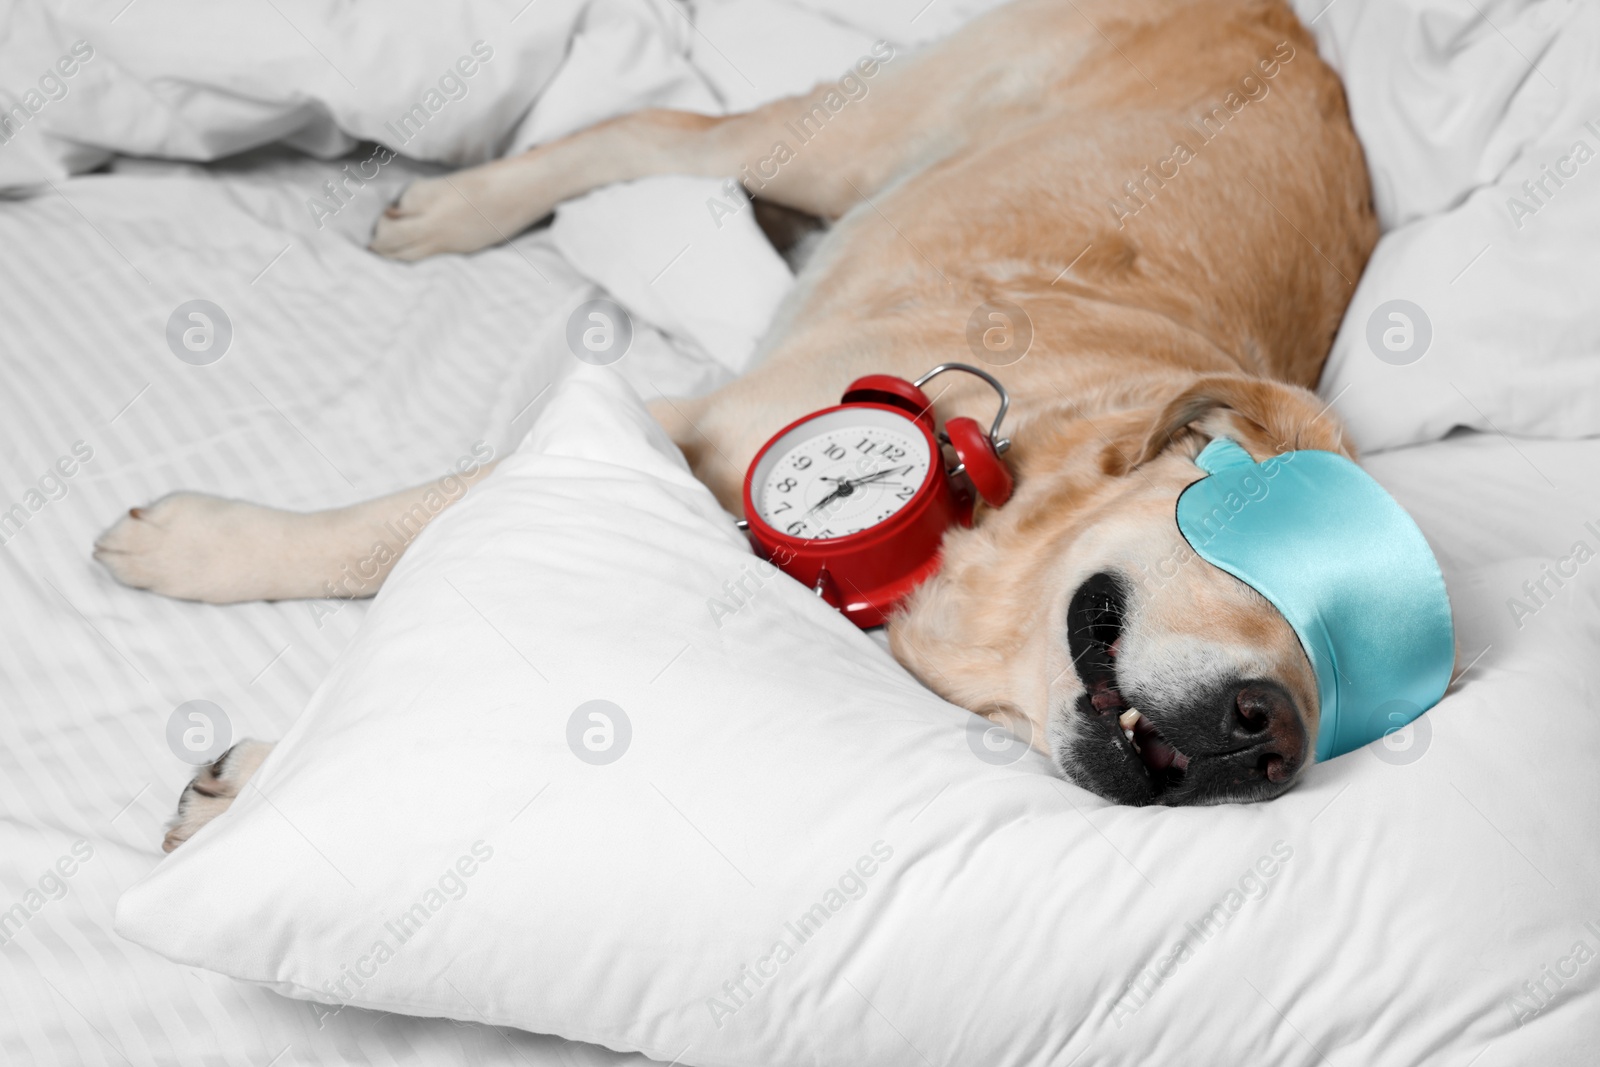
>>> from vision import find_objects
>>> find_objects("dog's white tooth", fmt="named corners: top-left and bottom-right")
top-left (1118, 709), bottom-right (1142, 730)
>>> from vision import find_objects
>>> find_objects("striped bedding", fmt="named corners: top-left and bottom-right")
top-left (0, 150), bottom-right (713, 1066)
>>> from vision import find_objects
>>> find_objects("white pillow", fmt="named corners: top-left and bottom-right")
top-left (549, 176), bottom-right (795, 377)
top-left (1293, 0), bottom-right (1600, 450)
top-left (116, 366), bottom-right (1600, 1064)
top-left (1317, 167), bottom-right (1600, 452)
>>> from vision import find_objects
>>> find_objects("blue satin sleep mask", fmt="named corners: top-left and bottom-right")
top-left (1175, 438), bottom-right (1454, 762)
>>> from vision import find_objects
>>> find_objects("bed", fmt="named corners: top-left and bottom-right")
top-left (2, 0), bottom-right (1598, 1063)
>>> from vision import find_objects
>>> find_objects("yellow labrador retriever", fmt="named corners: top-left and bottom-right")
top-left (94, 0), bottom-right (1376, 849)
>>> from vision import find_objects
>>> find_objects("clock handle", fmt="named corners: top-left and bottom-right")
top-left (914, 363), bottom-right (1015, 508)
top-left (912, 362), bottom-right (1011, 451)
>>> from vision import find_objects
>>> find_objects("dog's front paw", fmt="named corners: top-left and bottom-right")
top-left (94, 492), bottom-right (330, 604)
top-left (164, 740), bottom-right (275, 852)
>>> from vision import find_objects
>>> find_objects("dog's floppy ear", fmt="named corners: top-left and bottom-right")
top-left (1100, 374), bottom-right (1353, 476)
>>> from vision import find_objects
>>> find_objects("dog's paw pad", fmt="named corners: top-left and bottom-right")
top-left (163, 740), bottom-right (274, 852)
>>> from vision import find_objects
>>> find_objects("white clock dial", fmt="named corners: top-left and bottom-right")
top-left (752, 407), bottom-right (933, 540)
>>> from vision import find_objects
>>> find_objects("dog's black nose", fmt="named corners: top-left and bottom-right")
top-left (1229, 682), bottom-right (1307, 784)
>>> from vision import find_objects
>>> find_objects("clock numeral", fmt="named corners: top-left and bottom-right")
top-left (817, 528), bottom-right (835, 539)
top-left (823, 443), bottom-right (846, 461)
top-left (850, 437), bottom-right (909, 462)
top-left (776, 477), bottom-right (797, 492)
top-left (895, 485), bottom-right (915, 500)
top-left (786, 520), bottom-right (806, 535)
top-left (792, 455), bottom-right (812, 470)
top-left (772, 501), bottom-right (792, 514)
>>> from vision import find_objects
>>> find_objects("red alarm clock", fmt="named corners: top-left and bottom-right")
top-left (740, 363), bottom-right (1013, 628)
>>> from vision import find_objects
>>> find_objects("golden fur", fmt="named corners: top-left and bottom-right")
top-left (97, 0), bottom-right (1377, 837)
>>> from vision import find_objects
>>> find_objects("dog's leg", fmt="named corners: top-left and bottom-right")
top-left (163, 740), bottom-right (274, 851)
top-left (368, 99), bottom-right (888, 261)
top-left (95, 462), bottom-right (497, 604)
top-left (369, 14), bottom-right (1071, 261)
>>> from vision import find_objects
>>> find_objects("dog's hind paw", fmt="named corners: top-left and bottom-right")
top-left (369, 156), bottom-right (555, 262)
top-left (164, 740), bottom-right (275, 852)
top-left (369, 172), bottom-right (517, 261)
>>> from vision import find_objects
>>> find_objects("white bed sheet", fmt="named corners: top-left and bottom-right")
top-left (0, 150), bottom-right (718, 1067)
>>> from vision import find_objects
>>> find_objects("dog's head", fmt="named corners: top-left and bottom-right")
top-left (891, 374), bottom-right (1351, 806)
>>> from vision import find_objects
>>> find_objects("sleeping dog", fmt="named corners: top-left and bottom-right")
top-left (94, 0), bottom-right (1378, 849)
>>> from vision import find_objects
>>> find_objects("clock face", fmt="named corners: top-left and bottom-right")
top-left (752, 406), bottom-right (934, 540)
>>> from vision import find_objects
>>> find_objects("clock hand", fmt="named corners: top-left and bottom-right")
top-left (807, 484), bottom-right (849, 515)
top-left (848, 464), bottom-right (912, 486)
top-left (818, 464), bottom-right (912, 486)
top-left (807, 465), bottom-right (913, 516)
